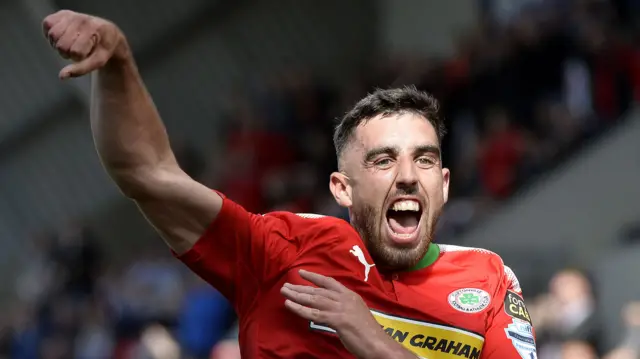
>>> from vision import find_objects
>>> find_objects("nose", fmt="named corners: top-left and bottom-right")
top-left (395, 157), bottom-right (418, 192)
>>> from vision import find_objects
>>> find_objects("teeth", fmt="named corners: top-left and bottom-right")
top-left (391, 200), bottom-right (420, 212)
top-left (392, 232), bottom-right (414, 238)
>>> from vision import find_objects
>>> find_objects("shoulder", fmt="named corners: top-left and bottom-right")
top-left (438, 243), bottom-right (502, 265)
top-left (262, 211), bottom-right (355, 240)
top-left (264, 211), bottom-right (348, 225)
top-left (437, 244), bottom-right (521, 294)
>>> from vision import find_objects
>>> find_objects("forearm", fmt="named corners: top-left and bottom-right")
top-left (90, 44), bottom-right (177, 196)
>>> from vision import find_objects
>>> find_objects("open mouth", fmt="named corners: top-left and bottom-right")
top-left (385, 199), bottom-right (423, 244)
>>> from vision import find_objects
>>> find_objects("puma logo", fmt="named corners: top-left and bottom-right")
top-left (350, 245), bottom-right (375, 282)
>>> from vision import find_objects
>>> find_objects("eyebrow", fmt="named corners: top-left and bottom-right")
top-left (364, 144), bottom-right (441, 162)
top-left (413, 144), bottom-right (441, 159)
top-left (364, 146), bottom-right (399, 162)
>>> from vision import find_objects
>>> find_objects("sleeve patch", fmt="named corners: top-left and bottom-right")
top-left (504, 318), bottom-right (537, 359)
top-left (504, 290), bottom-right (532, 324)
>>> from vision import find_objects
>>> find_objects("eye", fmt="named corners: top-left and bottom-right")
top-left (416, 156), bottom-right (437, 167)
top-left (374, 158), bottom-right (393, 169)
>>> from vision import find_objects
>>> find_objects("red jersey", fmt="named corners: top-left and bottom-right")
top-left (176, 195), bottom-right (537, 359)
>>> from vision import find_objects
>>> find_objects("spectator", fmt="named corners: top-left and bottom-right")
top-left (477, 107), bottom-right (526, 199)
top-left (8, 304), bottom-right (39, 359)
top-left (51, 224), bottom-right (102, 297)
top-left (536, 269), bottom-right (603, 358)
top-left (177, 277), bottom-right (235, 359)
top-left (605, 301), bottom-right (640, 358)
top-left (209, 323), bottom-right (240, 359)
top-left (561, 340), bottom-right (599, 359)
top-left (74, 299), bottom-right (113, 359)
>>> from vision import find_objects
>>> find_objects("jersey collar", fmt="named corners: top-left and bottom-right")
top-left (409, 243), bottom-right (440, 271)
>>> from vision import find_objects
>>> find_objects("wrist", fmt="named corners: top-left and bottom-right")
top-left (106, 30), bottom-right (134, 68)
top-left (101, 40), bottom-right (137, 79)
top-left (113, 29), bottom-right (132, 59)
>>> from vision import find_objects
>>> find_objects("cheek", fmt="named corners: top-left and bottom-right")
top-left (355, 172), bottom-right (394, 197)
top-left (353, 183), bottom-right (377, 204)
top-left (421, 174), bottom-right (445, 201)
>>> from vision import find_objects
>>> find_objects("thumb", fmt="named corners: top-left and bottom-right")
top-left (59, 64), bottom-right (76, 80)
top-left (59, 48), bottom-right (109, 79)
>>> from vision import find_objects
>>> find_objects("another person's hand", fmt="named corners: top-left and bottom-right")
top-left (210, 339), bottom-right (241, 359)
top-left (281, 270), bottom-right (417, 359)
top-left (42, 10), bottom-right (129, 79)
top-left (603, 347), bottom-right (638, 359)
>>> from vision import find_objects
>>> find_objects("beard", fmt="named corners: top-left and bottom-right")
top-left (350, 201), bottom-right (441, 272)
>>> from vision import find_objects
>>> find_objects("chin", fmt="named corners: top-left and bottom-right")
top-left (370, 231), bottom-right (430, 270)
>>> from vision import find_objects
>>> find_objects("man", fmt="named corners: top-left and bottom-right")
top-left (43, 10), bottom-right (537, 359)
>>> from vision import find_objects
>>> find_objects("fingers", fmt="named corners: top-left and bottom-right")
top-left (69, 32), bottom-right (97, 61)
top-left (280, 284), bottom-right (338, 309)
top-left (284, 299), bottom-right (320, 322)
top-left (59, 47), bottom-right (108, 79)
top-left (42, 10), bottom-right (71, 38)
top-left (53, 26), bottom-right (80, 60)
top-left (46, 16), bottom-right (73, 53)
top-left (42, 10), bottom-right (116, 79)
top-left (289, 283), bottom-right (341, 301)
top-left (281, 278), bottom-right (343, 324)
top-left (284, 299), bottom-right (339, 326)
top-left (48, 15), bottom-right (96, 62)
top-left (299, 269), bottom-right (346, 293)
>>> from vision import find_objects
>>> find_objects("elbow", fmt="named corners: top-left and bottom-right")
top-left (110, 168), bottom-right (154, 200)
top-left (110, 164), bottom-right (185, 201)
top-left (107, 166), bottom-right (161, 200)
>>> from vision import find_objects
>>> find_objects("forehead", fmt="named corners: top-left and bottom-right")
top-left (353, 112), bottom-right (439, 150)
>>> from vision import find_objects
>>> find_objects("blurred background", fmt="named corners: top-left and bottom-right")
top-left (0, 0), bottom-right (639, 358)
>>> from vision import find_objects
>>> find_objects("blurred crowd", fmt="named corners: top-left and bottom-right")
top-left (1, 0), bottom-right (640, 358)
top-left (2, 224), bottom-right (239, 359)
top-left (206, 0), bottom-right (640, 241)
top-left (530, 269), bottom-right (640, 359)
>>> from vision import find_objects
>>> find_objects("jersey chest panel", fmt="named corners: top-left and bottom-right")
top-left (248, 240), bottom-right (490, 359)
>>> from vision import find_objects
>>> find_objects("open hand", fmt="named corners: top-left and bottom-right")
top-left (281, 270), bottom-right (414, 359)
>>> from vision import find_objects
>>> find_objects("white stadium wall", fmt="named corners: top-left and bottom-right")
top-left (460, 108), bottom-right (640, 265)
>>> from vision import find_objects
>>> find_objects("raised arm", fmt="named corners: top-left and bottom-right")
top-left (43, 10), bottom-right (221, 254)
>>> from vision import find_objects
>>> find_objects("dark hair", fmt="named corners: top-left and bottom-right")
top-left (333, 86), bottom-right (445, 164)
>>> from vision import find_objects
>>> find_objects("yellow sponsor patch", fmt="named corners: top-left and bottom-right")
top-left (311, 310), bottom-right (484, 359)
top-left (504, 290), bottom-right (532, 324)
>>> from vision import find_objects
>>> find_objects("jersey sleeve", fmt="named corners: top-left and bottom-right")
top-left (481, 265), bottom-right (538, 359)
top-left (175, 193), bottom-right (297, 312)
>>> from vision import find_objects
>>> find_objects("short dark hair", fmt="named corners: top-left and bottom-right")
top-left (333, 86), bottom-right (446, 166)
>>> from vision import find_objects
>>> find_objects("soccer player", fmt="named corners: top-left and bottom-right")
top-left (43, 10), bottom-right (538, 359)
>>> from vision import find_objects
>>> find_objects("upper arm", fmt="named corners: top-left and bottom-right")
top-left (132, 168), bottom-right (223, 254)
top-left (134, 169), bottom-right (298, 308)
top-left (482, 266), bottom-right (537, 359)
top-left (176, 196), bottom-right (298, 310)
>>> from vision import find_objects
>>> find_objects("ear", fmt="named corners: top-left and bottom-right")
top-left (442, 167), bottom-right (450, 204)
top-left (329, 172), bottom-right (352, 207)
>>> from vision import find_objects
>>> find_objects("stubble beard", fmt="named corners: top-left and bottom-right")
top-left (350, 202), bottom-right (441, 272)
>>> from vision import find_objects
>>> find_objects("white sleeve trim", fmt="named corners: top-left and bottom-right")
top-left (504, 265), bottom-right (522, 294)
top-left (295, 213), bottom-right (326, 219)
top-left (438, 243), bottom-right (495, 255)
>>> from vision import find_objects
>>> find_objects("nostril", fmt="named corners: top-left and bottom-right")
top-left (395, 181), bottom-right (418, 193)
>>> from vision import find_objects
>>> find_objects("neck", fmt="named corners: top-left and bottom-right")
top-left (374, 243), bottom-right (441, 273)
top-left (409, 242), bottom-right (440, 271)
